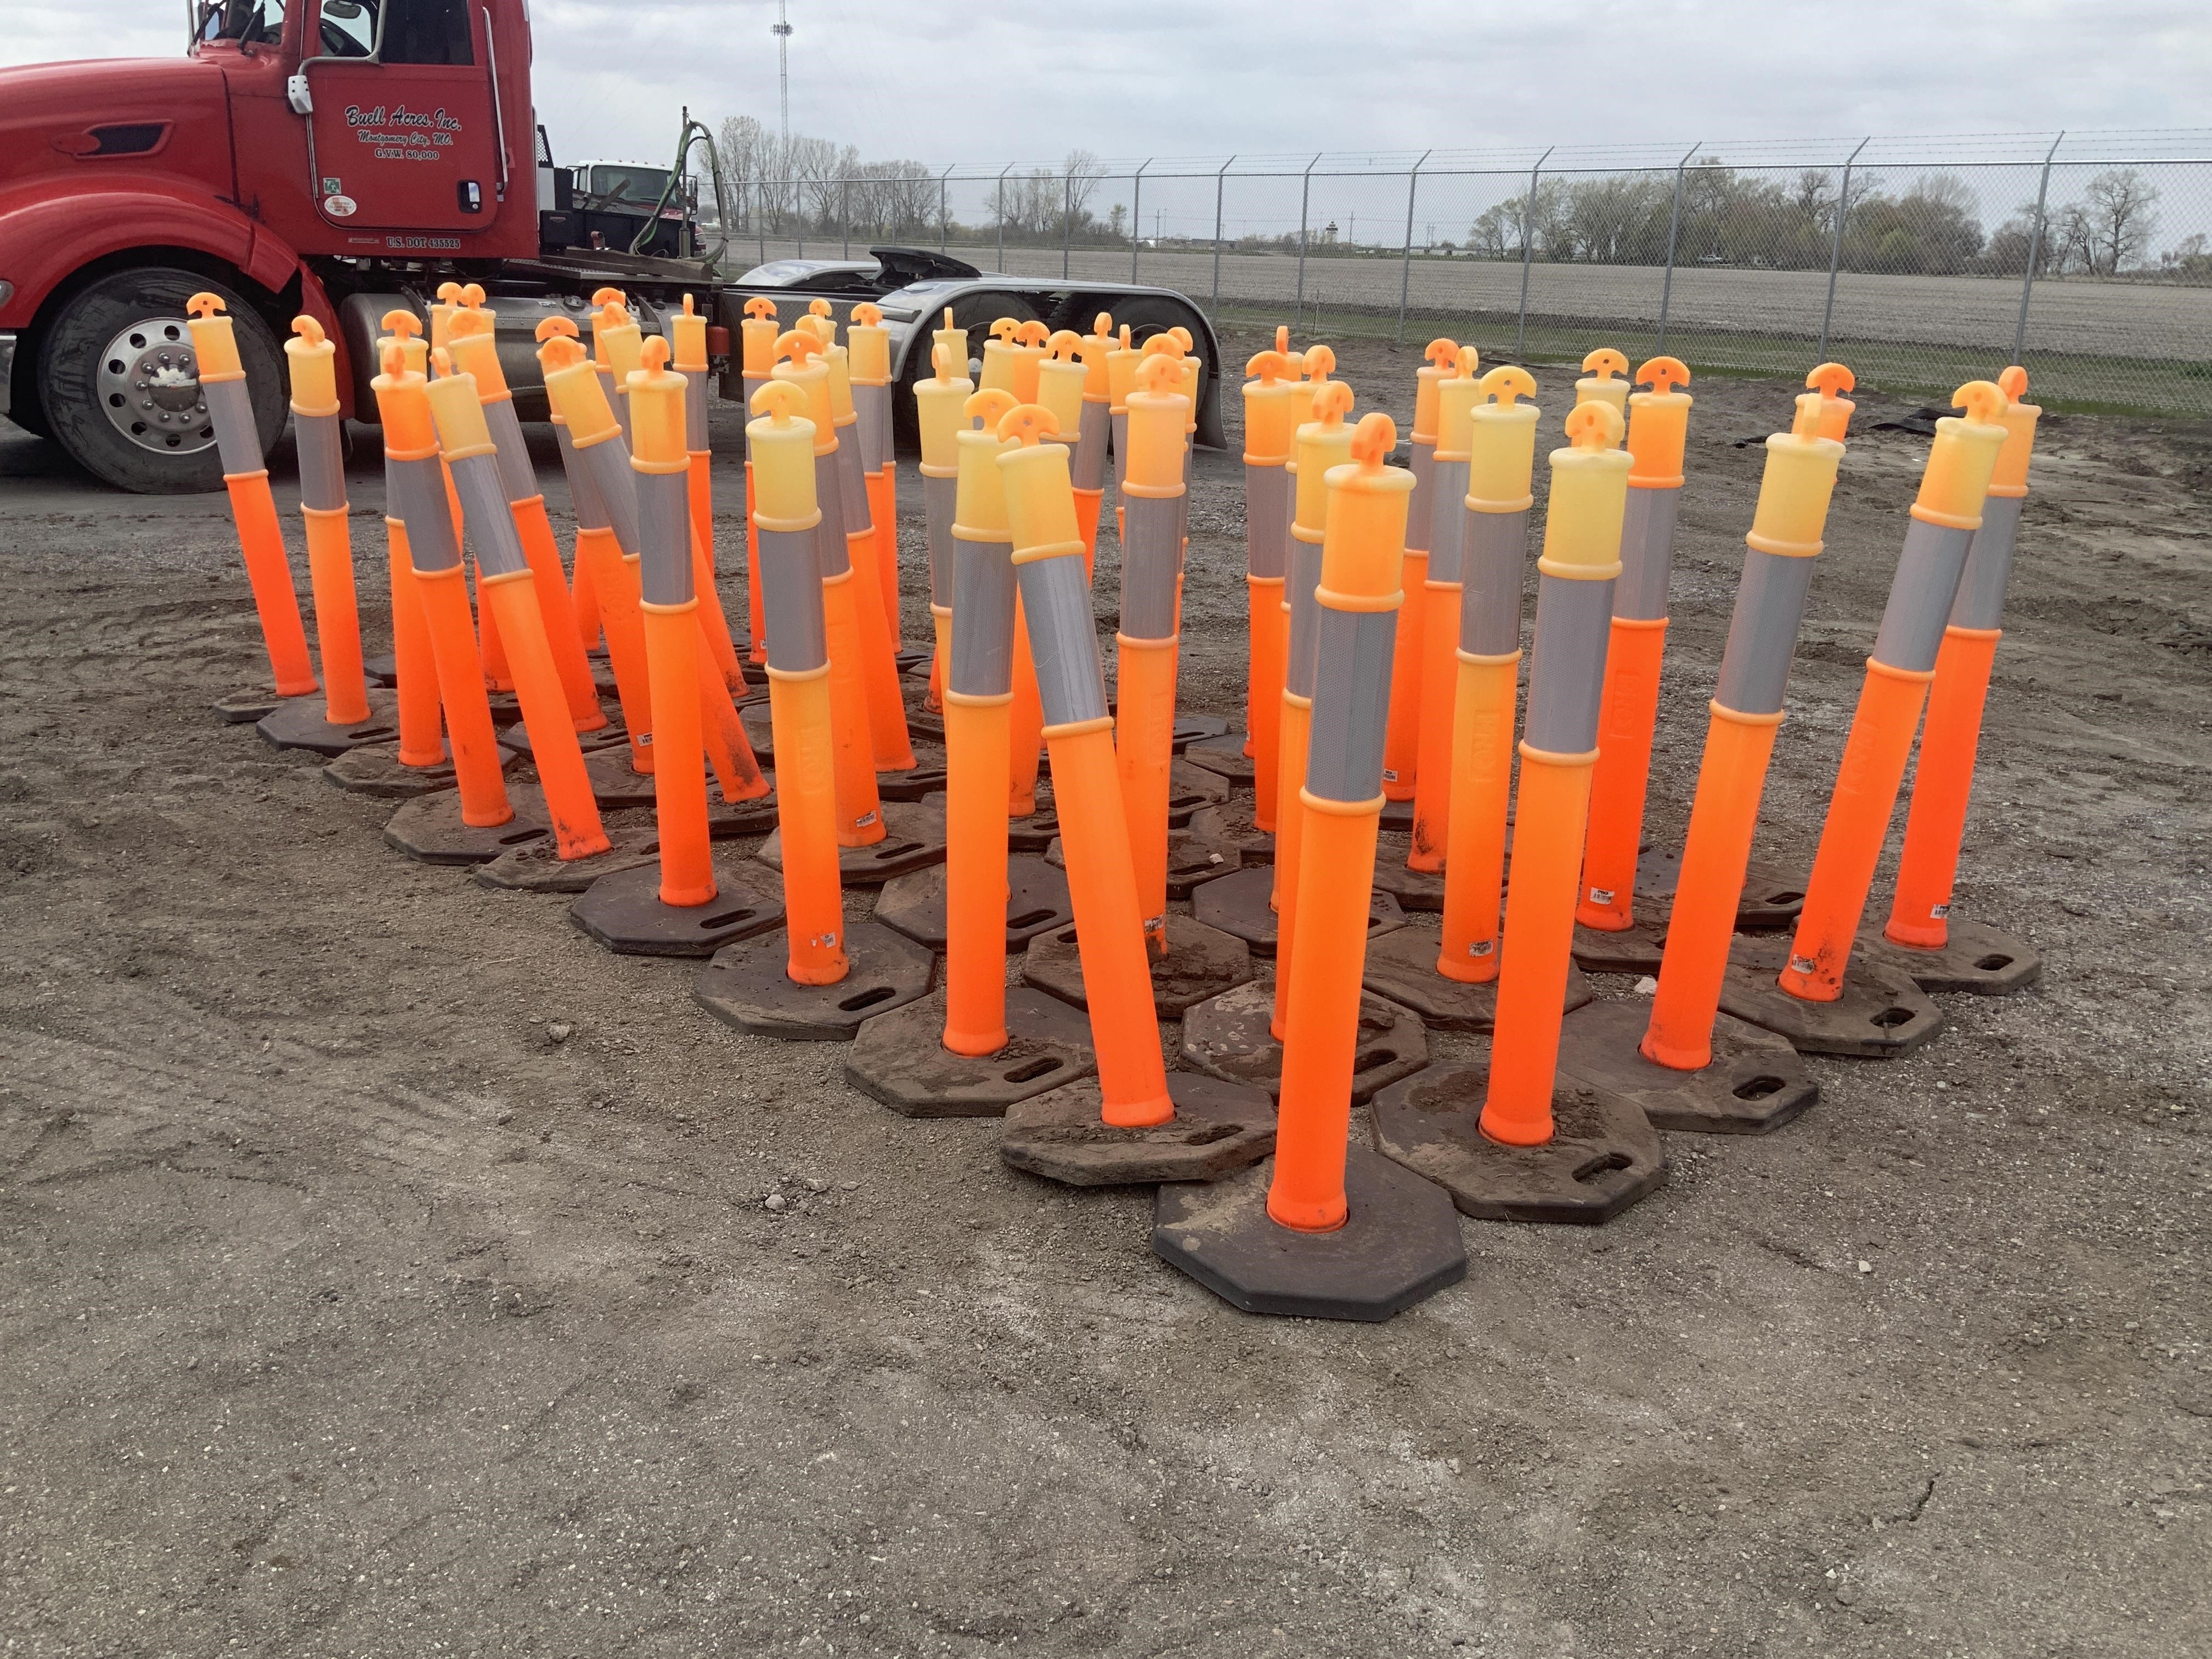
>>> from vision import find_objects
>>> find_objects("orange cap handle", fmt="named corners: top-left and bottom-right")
top-left (776, 329), bottom-right (823, 366)
top-left (1638, 356), bottom-right (1689, 396)
top-left (1311, 379), bottom-right (1353, 429)
top-left (964, 387), bottom-right (1019, 429)
top-left (1246, 349), bottom-right (1291, 385)
top-left (1480, 364), bottom-right (1537, 407)
top-left (990, 318), bottom-right (1020, 343)
top-left (1807, 362), bottom-right (1855, 398)
top-left (998, 403), bottom-right (1060, 445)
top-left (1348, 411), bottom-right (1396, 468)
top-left (1425, 337), bottom-right (1459, 370)
top-left (1046, 329), bottom-right (1082, 361)
top-left (851, 302), bottom-right (882, 327)
top-left (1302, 343), bottom-right (1336, 381)
top-left (1581, 347), bottom-right (1628, 380)
top-left (744, 296), bottom-right (777, 321)
top-left (1135, 353), bottom-right (1182, 397)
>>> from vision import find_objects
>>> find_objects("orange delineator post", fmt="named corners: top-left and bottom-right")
top-left (848, 303), bottom-right (902, 645)
top-left (184, 294), bottom-right (316, 698)
top-left (1407, 346), bottom-right (1482, 869)
top-left (1002, 402), bottom-right (1174, 1128)
top-left (1241, 349), bottom-right (1301, 834)
top-left (383, 515), bottom-right (444, 766)
top-left (1270, 380), bottom-right (1357, 1040)
top-left (1115, 354), bottom-right (1193, 955)
top-left (749, 380), bottom-right (850, 984)
top-left (1437, 366), bottom-right (1541, 981)
top-left (371, 345), bottom-right (511, 829)
top-left (1884, 366), bottom-right (2040, 951)
top-left (1642, 374), bottom-right (1850, 1070)
top-left (822, 331), bottom-right (916, 772)
top-left (741, 296), bottom-right (782, 665)
top-left (1480, 402), bottom-right (1632, 1146)
top-left (1380, 338), bottom-right (1458, 804)
top-left (672, 294), bottom-right (748, 695)
top-left (1577, 357), bottom-right (1694, 929)
top-left (284, 317), bottom-right (369, 725)
top-left (914, 335), bottom-right (972, 723)
top-left (1774, 381), bottom-right (2011, 1005)
top-left (1071, 315), bottom-right (1116, 573)
top-left (426, 349), bottom-right (610, 860)
top-left (773, 331), bottom-right (885, 845)
top-left (1106, 325), bottom-right (1141, 542)
top-left (571, 526), bottom-right (603, 656)
top-left (1267, 413), bottom-right (1415, 1232)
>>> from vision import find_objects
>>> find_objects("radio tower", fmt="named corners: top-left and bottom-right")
top-left (772, 2), bottom-right (792, 155)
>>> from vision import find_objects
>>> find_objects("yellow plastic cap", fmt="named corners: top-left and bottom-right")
top-left (599, 304), bottom-right (644, 394)
top-left (1434, 367), bottom-right (1487, 462)
top-left (1079, 314), bottom-right (1115, 398)
top-left (541, 328), bottom-right (620, 448)
top-left (741, 296), bottom-right (781, 376)
top-left (673, 294), bottom-right (709, 374)
top-left (1805, 362), bottom-right (1857, 443)
top-left (1293, 381), bottom-right (1357, 535)
top-left (915, 343), bottom-right (975, 474)
top-left (1412, 338), bottom-right (1459, 441)
top-left (1466, 365), bottom-right (1541, 511)
top-left (1105, 327), bottom-right (1144, 412)
top-left (184, 292), bottom-right (243, 382)
top-left (1574, 347), bottom-right (1631, 438)
top-left (770, 332), bottom-right (837, 455)
top-left (1243, 351), bottom-right (1301, 465)
top-left (1122, 354), bottom-right (1189, 493)
top-left (933, 307), bottom-right (968, 383)
top-left (627, 336), bottom-right (689, 472)
top-left (1913, 380), bottom-right (2010, 528)
top-left (444, 308), bottom-right (509, 400)
top-left (1540, 402), bottom-right (1633, 578)
top-left (997, 404), bottom-right (1082, 560)
top-left (978, 332), bottom-right (1022, 399)
top-left (1987, 365), bottom-right (2040, 497)
top-left (1625, 357), bottom-right (1692, 487)
top-left (1036, 346), bottom-right (1086, 438)
top-left (747, 380), bottom-right (820, 526)
top-left (1746, 416), bottom-right (1846, 558)
top-left (285, 315), bottom-right (339, 416)
top-left (823, 342), bottom-right (857, 425)
top-left (376, 308), bottom-right (428, 379)
top-left (428, 281), bottom-right (464, 352)
top-left (1319, 413), bottom-right (1417, 603)
top-left (1299, 342), bottom-right (1338, 421)
top-left (845, 302), bottom-right (890, 385)
top-left (424, 354), bottom-right (496, 460)
top-left (370, 341), bottom-right (438, 460)
top-left (953, 388), bottom-right (1019, 538)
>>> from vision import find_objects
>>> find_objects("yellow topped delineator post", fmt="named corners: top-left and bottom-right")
top-left (980, 317), bottom-right (1024, 399)
top-left (1405, 345), bottom-right (1483, 869)
top-left (847, 301), bottom-right (904, 648)
top-left (817, 314), bottom-right (914, 773)
top-left (916, 343), bottom-right (973, 712)
top-left (1383, 336), bottom-right (1467, 809)
top-left (1803, 362), bottom-right (1857, 443)
top-left (738, 295), bottom-right (782, 664)
top-left (272, 313), bottom-right (371, 733)
top-left (1574, 348), bottom-right (1631, 441)
top-left (1241, 348), bottom-right (1302, 831)
top-left (1011, 319), bottom-right (1049, 405)
top-left (668, 294), bottom-right (748, 696)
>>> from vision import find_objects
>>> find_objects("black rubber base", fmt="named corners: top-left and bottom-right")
top-left (323, 740), bottom-right (516, 799)
top-left (872, 854), bottom-right (1074, 953)
top-left (1359, 927), bottom-right (1594, 1034)
top-left (570, 859), bottom-right (786, 957)
top-left (1378, 797), bottom-right (1413, 833)
top-left (473, 818), bottom-right (661, 894)
top-left (755, 798), bottom-right (949, 885)
top-left (213, 686), bottom-right (284, 724)
top-left (499, 718), bottom-right (631, 758)
top-left (583, 747), bottom-right (659, 806)
top-left (1571, 908), bottom-right (1672, 977)
top-left (364, 652), bottom-right (398, 687)
top-left (1151, 1147), bottom-right (1467, 1322)
top-left (256, 690), bottom-right (401, 757)
top-left (693, 920), bottom-right (935, 1041)
top-left (1369, 1061), bottom-right (1668, 1224)
top-left (704, 787), bottom-right (781, 839)
top-left (1001, 1071), bottom-right (1276, 1187)
top-left (844, 986), bottom-right (1097, 1117)
top-left (1165, 760), bottom-right (1232, 827)
top-left (1181, 727), bottom-right (1255, 786)
top-left (1638, 846), bottom-right (1807, 932)
top-left (1191, 866), bottom-right (1404, 957)
top-left (738, 703), bottom-right (776, 763)
top-left (1555, 997), bottom-right (1816, 1135)
top-left (1171, 713), bottom-right (1231, 753)
top-left (382, 788), bottom-right (551, 866)
top-left (877, 740), bottom-right (950, 802)
top-left (1370, 832), bottom-right (1448, 912)
top-left (1180, 976), bottom-right (1429, 1102)
top-left (1718, 935), bottom-right (1943, 1058)
top-left (1006, 781), bottom-right (1061, 854)
top-left (1854, 915), bottom-right (2041, 995)
top-left (1024, 912), bottom-right (1254, 1018)
top-left (1044, 828), bottom-right (1239, 899)
top-left (1184, 798), bottom-right (1273, 866)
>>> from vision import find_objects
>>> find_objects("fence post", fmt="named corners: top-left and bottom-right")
top-left (842, 177), bottom-right (851, 259)
top-left (1396, 150), bottom-right (1431, 345)
top-left (1211, 154), bottom-right (1236, 323)
top-left (1655, 142), bottom-right (1697, 357)
top-left (997, 163), bottom-right (1012, 273)
top-left (1063, 173), bottom-right (1073, 279)
top-left (940, 165), bottom-right (951, 252)
top-left (1818, 137), bottom-right (1870, 362)
top-left (756, 177), bottom-right (768, 267)
top-left (1294, 152), bottom-right (1321, 330)
top-left (1514, 146), bottom-right (1551, 359)
top-left (2014, 131), bottom-right (2065, 364)
top-left (1131, 159), bottom-right (1152, 283)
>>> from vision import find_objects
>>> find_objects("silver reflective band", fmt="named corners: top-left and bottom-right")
top-left (1403, 441), bottom-right (1435, 556)
top-left (949, 538), bottom-right (1017, 698)
top-left (812, 451), bottom-right (851, 578)
top-left (557, 424), bottom-right (611, 532)
top-left (1073, 401), bottom-right (1109, 492)
top-left (1872, 517), bottom-right (1976, 675)
top-left (295, 410), bottom-right (346, 512)
top-left (450, 452), bottom-right (528, 579)
top-left (390, 454), bottom-right (461, 573)
top-left (1304, 606), bottom-right (1398, 803)
top-left (1424, 459), bottom-right (1470, 586)
top-left (578, 436), bottom-right (642, 559)
top-left (758, 527), bottom-right (828, 673)
top-left (922, 473), bottom-right (956, 607)
top-left (1244, 464), bottom-right (1291, 581)
top-left (203, 377), bottom-right (261, 476)
top-left (1613, 486), bottom-right (1681, 623)
top-left (1118, 495), bottom-right (1181, 643)
top-left (1284, 538), bottom-right (1325, 699)
top-left (834, 432), bottom-right (872, 533)
top-left (1459, 509), bottom-right (1530, 658)
top-left (856, 385), bottom-right (891, 475)
top-left (485, 398), bottom-right (539, 506)
top-left (1714, 550), bottom-right (1817, 718)
top-left (1947, 493), bottom-right (2022, 633)
top-left (684, 377), bottom-right (709, 456)
top-left (1110, 411), bottom-right (1128, 490)
top-left (636, 469), bottom-right (693, 605)
top-left (1014, 555), bottom-right (1108, 728)
top-left (1522, 574), bottom-right (1615, 755)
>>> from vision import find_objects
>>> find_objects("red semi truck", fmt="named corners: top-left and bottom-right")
top-left (0, 0), bottom-right (1222, 493)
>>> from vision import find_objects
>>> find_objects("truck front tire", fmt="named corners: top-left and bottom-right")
top-left (40, 266), bottom-right (286, 495)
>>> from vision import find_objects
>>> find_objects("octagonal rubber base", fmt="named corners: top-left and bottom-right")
top-left (844, 986), bottom-right (1097, 1117)
top-left (1171, 712), bottom-right (1230, 752)
top-left (583, 747), bottom-right (659, 807)
top-left (1024, 912), bottom-right (1254, 1018)
top-left (498, 718), bottom-right (631, 759)
top-left (1718, 935), bottom-right (1943, 1058)
top-left (1180, 977), bottom-right (1428, 1102)
top-left (1007, 782), bottom-right (1060, 854)
top-left (1045, 828), bottom-right (1239, 899)
top-left (364, 653), bottom-right (398, 687)
top-left (872, 854), bottom-right (1074, 953)
top-left (383, 788), bottom-right (551, 866)
top-left (704, 787), bottom-right (781, 839)
top-left (323, 739), bottom-right (517, 799)
top-left (755, 798), bottom-right (949, 884)
top-left (1360, 927), bottom-right (1593, 1034)
top-left (1853, 915), bottom-right (2041, 996)
top-left (473, 818), bottom-right (661, 894)
top-left (1571, 907), bottom-right (1672, 977)
top-left (214, 686), bottom-right (284, 724)
top-left (1191, 866), bottom-right (1404, 957)
top-left (1165, 760), bottom-right (1231, 827)
top-left (1151, 1147), bottom-right (1466, 1322)
top-left (1001, 1071), bottom-right (1275, 1187)
top-left (693, 919), bottom-right (935, 1041)
top-left (1181, 727), bottom-right (1255, 786)
top-left (570, 859), bottom-right (785, 957)
top-left (1370, 1060), bottom-right (1667, 1224)
top-left (1378, 797), bottom-right (1413, 833)
top-left (877, 740), bottom-right (949, 802)
top-left (738, 703), bottom-right (776, 763)
top-left (1638, 846), bottom-right (1807, 932)
top-left (1555, 997), bottom-right (1816, 1135)
top-left (256, 690), bottom-right (400, 757)
top-left (1184, 799), bottom-right (1272, 866)
top-left (1371, 832), bottom-right (1447, 912)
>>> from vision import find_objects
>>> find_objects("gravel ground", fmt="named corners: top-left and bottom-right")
top-left (1, 326), bottom-right (2207, 1657)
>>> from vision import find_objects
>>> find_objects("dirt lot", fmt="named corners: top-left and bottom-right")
top-left (2, 326), bottom-right (2208, 1657)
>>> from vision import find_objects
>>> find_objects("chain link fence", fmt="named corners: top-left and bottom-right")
top-left (712, 131), bottom-right (2211, 418)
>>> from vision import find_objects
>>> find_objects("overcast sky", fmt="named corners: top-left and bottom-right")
top-left (6, 1), bottom-right (2207, 173)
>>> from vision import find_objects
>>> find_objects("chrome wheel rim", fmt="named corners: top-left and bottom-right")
top-left (98, 316), bottom-right (216, 455)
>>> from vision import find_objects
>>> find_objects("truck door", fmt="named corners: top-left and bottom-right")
top-left (301, 0), bottom-right (507, 233)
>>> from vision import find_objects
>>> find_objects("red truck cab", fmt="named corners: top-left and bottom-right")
top-left (0, 0), bottom-right (538, 492)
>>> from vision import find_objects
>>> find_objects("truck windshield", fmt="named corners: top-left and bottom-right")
top-left (195, 1), bottom-right (286, 44)
top-left (585, 166), bottom-right (675, 205)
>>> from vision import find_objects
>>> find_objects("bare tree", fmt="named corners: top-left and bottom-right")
top-left (2078, 168), bottom-right (2160, 275)
top-left (1064, 149), bottom-right (1106, 223)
